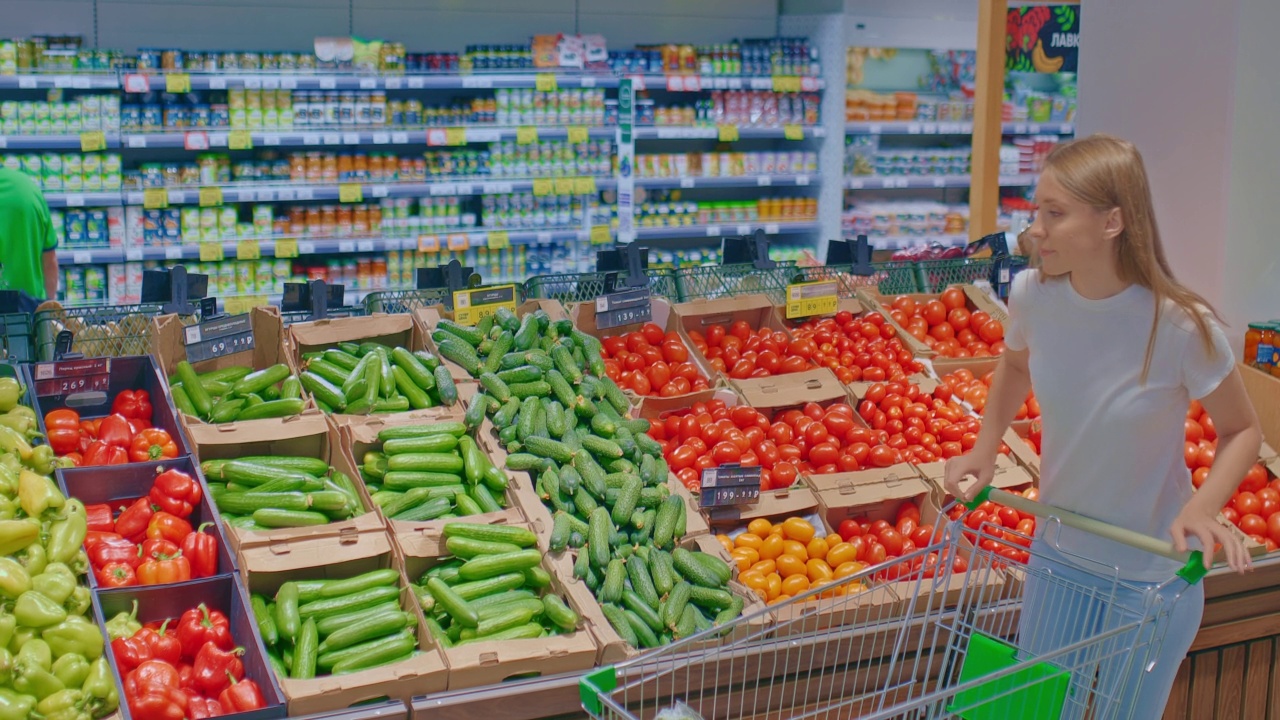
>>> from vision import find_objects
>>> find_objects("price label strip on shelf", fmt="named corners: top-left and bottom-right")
top-left (566, 126), bottom-right (589, 144)
top-left (595, 286), bottom-right (652, 331)
top-left (200, 242), bottom-right (225, 262)
top-left (516, 126), bottom-right (538, 145)
top-left (535, 73), bottom-right (558, 92)
top-left (166, 73), bottom-right (191, 93)
top-left (445, 127), bottom-right (467, 146)
top-left (785, 280), bottom-right (839, 319)
top-left (339, 183), bottom-right (364, 203)
top-left (532, 178), bottom-right (553, 197)
top-left (486, 231), bottom-right (511, 250)
top-left (79, 131), bottom-right (106, 153)
top-left (198, 187), bottom-right (223, 207)
top-left (590, 225), bottom-right (612, 245)
top-left (418, 234), bottom-right (440, 252)
top-left (554, 177), bottom-right (576, 196)
top-left (447, 233), bottom-right (469, 251)
top-left (574, 176), bottom-right (597, 195)
top-left (32, 358), bottom-right (111, 399)
top-left (274, 238), bottom-right (298, 258)
top-left (183, 313), bottom-right (256, 364)
top-left (783, 124), bottom-right (804, 141)
top-left (228, 130), bottom-right (253, 150)
top-left (717, 125), bottom-right (739, 143)
top-left (771, 75), bottom-right (802, 93)
top-left (700, 464), bottom-right (762, 508)
top-left (452, 284), bottom-right (518, 326)
top-left (142, 189), bottom-right (169, 210)
top-left (237, 239), bottom-right (260, 260)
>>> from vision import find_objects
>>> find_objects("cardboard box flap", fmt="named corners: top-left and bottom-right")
top-left (152, 306), bottom-right (289, 378)
top-left (806, 462), bottom-right (926, 495)
top-left (240, 528), bottom-right (392, 575)
top-left (813, 471), bottom-right (930, 502)
top-left (637, 387), bottom-right (743, 421)
top-left (735, 368), bottom-right (849, 409)
top-left (290, 313), bottom-right (420, 355)
top-left (186, 412), bottom-right (330, 450)
top-left (917, 452), bottom-right (1034, 490)
top-left (674, 292), bottom-right (775, 318)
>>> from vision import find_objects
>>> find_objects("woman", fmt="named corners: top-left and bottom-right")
top-left (944, 134), bottom-right (1259, 719)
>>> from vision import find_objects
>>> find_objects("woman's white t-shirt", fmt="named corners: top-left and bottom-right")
top-left (1005, 270), bottom-right (1236, 581)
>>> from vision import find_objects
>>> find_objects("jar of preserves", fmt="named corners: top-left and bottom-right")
top-left (1246, 323), bottom-right (1266, 369)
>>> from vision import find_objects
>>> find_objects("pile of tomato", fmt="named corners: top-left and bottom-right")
top-left (788, 310), bottom-right (922, 385)
top-left (600, 323), bottom-right (711, 397)
top-left (1187, 400), bottom-right (1280, 550)
top-left (719, 517), bottom-right (867, 605)
top-left (835, 500), bottom-right (968, 581)
top-left (857, 381), bottom-right (1010, 463)
top-left (683, 320), bottom-right (812, 381)
top-left (944, 486), bottom-right (1038, 565)
top-left (935, 367), bottom-right (1041, 420)
top-left (879, 287), bottom-right (1007, 358)
top-left (45, 390), bottom-right (180, 467)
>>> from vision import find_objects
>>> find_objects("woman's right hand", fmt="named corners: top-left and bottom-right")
top-left (944, 449), bottom-right (998, 504)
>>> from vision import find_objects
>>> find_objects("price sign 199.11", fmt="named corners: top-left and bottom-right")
top-left (699, 464), bottom-right (762, 508)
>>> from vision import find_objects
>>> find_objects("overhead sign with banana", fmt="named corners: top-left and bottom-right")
top-left (1006, 5), bottom-right (1080, 74)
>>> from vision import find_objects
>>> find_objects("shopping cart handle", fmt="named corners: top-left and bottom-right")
top-left (966, 487), bottom-right (1209, 584)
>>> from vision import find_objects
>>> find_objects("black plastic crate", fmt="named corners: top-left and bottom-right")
top-left (57, 455), bottom-right (237, 589)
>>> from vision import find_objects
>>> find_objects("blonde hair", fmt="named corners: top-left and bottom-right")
top-left (1041, 133), bottom-right (1221, 381)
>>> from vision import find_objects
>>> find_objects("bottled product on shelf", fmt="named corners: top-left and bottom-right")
top-left (632, 193), bottom-right (817, 228)
top-left (3, 152), bottom-right (123, 191)
top-left (0, 92), bottom-right (121, 135)
top-left (841, 201), bottom-right (969, 241)
top-left (637, 150), bottom-right (817, 179)
top-left (636, 90), bottom-right (819, 128)
top-left (845, 138), bottom-right (971, 177)
top-left (610, 37), bottom-right (820, 77)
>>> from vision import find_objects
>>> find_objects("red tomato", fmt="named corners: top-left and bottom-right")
top-left (1267, 513), bottom-right (1280, 545)
top-left (773, 462), bottom-right (798, 488)
top-left (710, 441), bottom-right (742, 464)
top-left (1240, 464), bottom-right (1269, 494)
top-left (1239, 513), bottom-right (1268, 537)
top-left (869, 445), bottom-right (897, 468)
top-left (669, 445), bottom-right (697, 471)
top-left (1235, 492), bottom-right (1262, 517)
top-left (641, 323), bottom-right (665, 345)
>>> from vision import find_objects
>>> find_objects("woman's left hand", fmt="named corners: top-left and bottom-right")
top-left (1170, 504), bottom-right (1252, 574)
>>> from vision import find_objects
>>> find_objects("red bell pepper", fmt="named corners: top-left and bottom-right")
top-left (218, 675), bottom-right (267, 713)
top-left (130, 658), bottom-right (182, 690)
top-left (146, 512), bottom-right (193, 546)
top-left (88, 532), bottom-right (143, 569)
top-left (126, 681), bottom-right (188, 720)
top-left (192, 641), bottom-right (244, 696)
top-left (113, 621), bottom-right (182, 672)
top-left (98, 413), bottom-right (135, 448)
top-left (178, 604), bottom-right (235, 659)
top-left (85, 503), bottom-right (115, 533)
top-left (177, 662), bottom-right (195, 691)
top-left (61, 451), bottom-right (83, 467)
top-left (45, 408), bottom-right (80, 430)
top-left (186, 695), bottom-right (223, 719)
top-left (115, 497), bottom-right (155, 543)
top-left (47, 427), bottom-right (81, 456)
top-left (140, 537), bottom-right (180, 562)
top-left (149, 467), bottom-right (201, 517)
top-left (96, 562), bottom-right (137, 588)
top-left (113, 389), bottom-right (153, 421)
top-left (80, 418), bottom-right (100, 439)
top-left (182, 523), bottom-right (218, 579)
top-left (132, 428), bottom-right (178, 463)
top-left (137, 547), bottom-right (191, 586)
top-left (83, 440), bottom-right (129, 467)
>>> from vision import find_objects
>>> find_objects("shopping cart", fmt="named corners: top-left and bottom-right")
top-left (580, 488), bottom-right (1209, 720)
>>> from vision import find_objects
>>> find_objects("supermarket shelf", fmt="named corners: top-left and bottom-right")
top-left (119, 125), bottom-right (618, 149)
top-left (0, 134), bottom-right (121, 150)
top-left (635, 125), bottom-right (823, 140)
top-left (44, 191), bottom-right (123, 208)
top-left (635, 220), bottom-right (817, 240)
top-left (123, 71), bottom-right (822, 92)
top-left (635, 173), bottom-right (816, 190)
top-left (0, 73), bottom-right (119, 89)
top-left (844, 121), bottom-right (1075, 136)
top-left (861, 234), bottom-right (969, 250)
top-left (843, 173), bottom-right (1039, 190)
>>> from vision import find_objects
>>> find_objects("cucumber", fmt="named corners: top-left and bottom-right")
top-left (233, 363), bottom-right (291, 398)
top-left (305, 358), bottom-right (352, 387)
top-left (235, 398), bottom-right (305, 421)
top-left (550, 344), bottom-right (583, 384)
top-left (496, 365), bottom-right (544, 384)
top-left (382, 472), bottom-right (464, 491)
top-left (672, 548), bottom-right (722, 588)
top-left (624, 608), bottom-right (661, 648)
top-left (601, 559), bottom-right (626, 604)
top-left (611, 476), bottom-right (642, 526)
top-left (438, 318), bottom-right (485, 347)
top-left (393, 366), bottom-right (435, 410)
top-left (523, 436), bottom-right (575, 464)
top-left (252, 508), bottom-right (332, 527)
top-left (457, 550), bottom-right (543, 581)
top-left (664, 581), bottom-right (692, 631)
top-left (300, 371), bottom-right (347, 411)
top-left (322, 348), bottom-right (360, 370)
top-left (435, 366), bottom-right (458, 406)
top-left (509, 381), bottom-right (552, 399)
top-left (210, 398), bottom-right (246, 424)
top-left (299, 585), bottom-right (403, 620)
top-left (387, 453), bottom-right (465, 474)
top-left (469, 484), bottom-right (503, 514)
top-left (436, 339), bottom-right (482, 377)
top-left (450, 573), bottom-right (526, 601)
top-left (688, 586), bottom-right (735, 611)
top-left (583, 436), bottom-right (624, 460)
top-left (621, 588), bottom-right (664, 634)
top-left (714, 596), bottom-right (745, 626)
top-left (443, 523), bottom-right (538, 548)
top-left (380, 487), bottom-right (441, 519)
top-left (545, 369), bottom-right (576, 409)
top-left (626, 551), bottom-right (661, 610)
top-left (378, 422), bottom-right (468, 440)
top-left (170, 384), bottom-right (198, 418)
top-left (464, 392), bottom-right (488, 430)
top-left (653, 495), bottom-right (682, 549)
top-left (587, 508), bottom-right (612, 570)
top-left (177, 361), bottom-right (213, 418)
top-left (692, 551), bottom-right (733, 586)
top-left (383, 434), bottom-right (459, 455)
top-left (478, 372), bottom-right (512, 403)
top-left (542, 595), bottom-right (579, 632)
top-left (600, 604), bottom-right (639, 647)
top-left (549, 512), bottom-right (572, 552)
top-left (649, 550), bottom-right (676, 596)
top-left (445, 537), bottom-right (523, 559)
top-left (316, 609), bottom-right (413, 655)
top-left (505, 453), bottom-right (551, 473)
top-left (414, 350), bottom-right (442, 371)
top-left (483, 333), bottom-right (513, 375)
top-left (492, 397), bottom-right (521, 427)
top-left (393, 496), bottom-right (453, 522)
top-left (319, 630), bottom-right (416, 672)
top-left (391, 347), bottom-right (437, 393)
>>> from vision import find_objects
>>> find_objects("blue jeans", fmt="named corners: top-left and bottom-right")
top-left (1016, 540), bottom-right (1203, 720)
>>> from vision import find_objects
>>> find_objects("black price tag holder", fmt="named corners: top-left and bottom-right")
top-left (32, 357), bottom-right (111, 405)
top-left (183, 312), bottom-right (255, 363)
top-left (417, 259), bottom-right (481, 311)
top-left (824, 234), bottom-right (876, 277)
top-left (282, 279), bottom-right (346, 322)
top-left (141, 264), bottom-right (209, 316)
top-left (722, 228), bottom-right (776, 270)
top-left (594, 242), bottom-right (654, 330)
top-left (699, 463), bottom-right (763, 509)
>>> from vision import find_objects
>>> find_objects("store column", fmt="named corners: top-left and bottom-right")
top-left (1078, 0), bottom-right (1280, 343)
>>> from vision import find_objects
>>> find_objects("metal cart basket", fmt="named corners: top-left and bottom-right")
top-left (581, 488), bottom-right (1208, 720)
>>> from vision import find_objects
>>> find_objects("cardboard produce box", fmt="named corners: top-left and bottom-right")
top-left (394, 524), bottom-right (599, 690)
top-left (187, 413), bottom-right (384, 551)
top-left (857, 284), bottom-right (1008, 373)
top-left (570, 295), bottom-right (720, 403)
top-left (238, 530), bottom-right (448, 715)
top-left (341, 414), bottom-right (525, 540)
top-left (413, 299), bottom-right (570, 383)
top-left (672, 293), bottom-right (796, 396)
top-left (783, 296), bottom-right (933, 395)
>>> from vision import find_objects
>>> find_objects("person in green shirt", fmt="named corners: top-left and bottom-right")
top-left (0, 167), bottom-right (59, 300)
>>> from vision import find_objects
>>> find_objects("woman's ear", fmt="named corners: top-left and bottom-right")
top-left (1103, 207), bottom-right (1124, 240)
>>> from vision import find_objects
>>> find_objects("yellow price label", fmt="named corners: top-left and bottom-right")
top-left (772, 75), bottom-right (801, 93)
top-left (566, 126), bottom-right (589, 144)
top-left (452, 284), bottom-right (519, 326)
top-left (236, 239), bottom-right (260, 260)
top-left (228, 130), bottom-right (253, 150)
top-left (79, 131), bottom-right (106, 153)
top-left (573, 176), bottom-right (597, 195)
top-left (199, 242), bottom-right (225, 262)
top-left (198, 187), bottom-right (223, 207)
top-left (445, 127), bottom-right (467, 146)
top-left (535, 73), bottom-right (558, 92)
top-left (418, 235), bottom-right (440, 252)
top-left (142, 188), bottom-right (169, 209)
top-left (339, 183), bottom-right (364, 203)
top-left (487, 231), bottom-right (511, 250)
top-left (274, 238), bottom-right (299, 258)
top-left (783, 124), bottom-right (804, 141)
top-left (590, 225), bottom-right (612, 245)
top-left (717, 125), bottom-right (740, 142)
top-left (554, 177), bottom-right (576, 196)
top-left (516, 126), bottom-right (538, 145)
top-left (447, 234), bottom-right (469, 251)
top-left (785, 281), bottom-right (840, 319)
top-left (166, 73), bottom-right (191, 93)
top-left (532, 179), bottom-right (553, 197)
top-left (224, 298), bottom-right (245, 315)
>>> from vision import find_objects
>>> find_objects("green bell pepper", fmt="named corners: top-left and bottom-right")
top-left (14, 591), bottom-right (66, 629)
top-left (5, 405), bottom-right (34, 423)
top-left (0, 497), bottom-right (16, 521)
top-left (0, 689), bottom-right (35, 720)
top-left (0, 558), bottom-right (31, 600)
top-left (13, 639), bottom-right (61, 700)
top-left (0, 414), bottom-right (33, 438)
top-left (0, 648), bottom-right (12, 686)
top-left (46, 502), bottom-right (86, 566)
top-left (67, 550), bottom-right (88, 580)
top-left (81, 657), bottom-right (117, 716)
top-left (0, 378), bottom-right (21, 413)
top-left (17, 469), bottom-right (63, 518)
top-left (51, 654), bottom-right (89, 689)
top-left (9, 626), bottom-right (37, 655)
top-left (104, 600), bottom-right (141, 641)
top-left (30, 564), bottom-right (75, 606)
top-left (18, 541), bottom-right (45, 578)
top-left (41, 616), bottom-right (102, 661)
top-left (16, 639), bottom-right (49, 671)
top-left (27, 446), bottom-right (56, 477)
top-left (63, 587), bottom-right (90, 618)
top-left (34, 688), bottom-right (86, 720)
top-left (0, 613), bottom-right (14, 650)
top-left (0, 521), bottom-right (39, 558)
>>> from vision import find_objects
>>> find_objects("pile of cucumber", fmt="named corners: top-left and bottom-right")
top-left (170, 361), bottom-right (307, 424)
top-left (203, 455), bottom-right (367, 530)
top-left (299, 341), bottom-right (458, 415)
top-left (251, 568), bottom-right (419, 678)
top-left (359, 421), bottom-right (509, 523)
top-left (432, 307), bottom-right (745, 649)
top-left (415, 523), bottom-right (580, 647)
